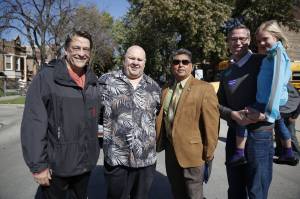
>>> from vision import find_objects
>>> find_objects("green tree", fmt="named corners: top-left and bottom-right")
top-left (71, 6), bottom-right (115, 76)
top-left (115, 0), bottom-right (232, 80)
top-left (226, 0), bottom-right (300, 40)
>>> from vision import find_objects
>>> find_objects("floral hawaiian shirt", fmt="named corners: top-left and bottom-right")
top-left (99, 70), bottom-right (161, 167)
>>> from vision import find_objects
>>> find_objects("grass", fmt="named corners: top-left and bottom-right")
top-left (0, 89), bottom-right (19, 97)
top-left (0, 96), bottom-right (25, 104)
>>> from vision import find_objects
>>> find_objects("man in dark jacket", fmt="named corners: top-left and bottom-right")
top-left (21, 30), bottom-right (100, 199)
top-left (274, 83), bottom-right (300, 162)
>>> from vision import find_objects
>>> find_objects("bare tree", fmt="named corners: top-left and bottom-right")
top-left (0, 0), bottom-right (74, 69)
top-left (48, 0), bottom-right (74, 58)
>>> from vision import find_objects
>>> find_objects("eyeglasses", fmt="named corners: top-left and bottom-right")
top-left (172, 59), bottom-right (191, 65)
top-left (230, 37), bottom-right (249, 43)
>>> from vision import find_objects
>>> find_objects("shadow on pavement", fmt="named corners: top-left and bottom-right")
top-left (34, 165), bottom-right (172, 199)
top-left (149, 169), bottom-right (172, 199)
top-left (88, 165), bottom-right (173, 199)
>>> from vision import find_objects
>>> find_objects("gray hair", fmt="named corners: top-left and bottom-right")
top-left (227, 24), bottom-right (251, 40)
top-left (170, 48), bottom-right (192, 62)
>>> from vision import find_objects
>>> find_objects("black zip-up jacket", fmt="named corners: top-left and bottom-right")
top-left (21, 59), bottom-right (100, 177)
top-left (280, 83), bottom-right (300, 117)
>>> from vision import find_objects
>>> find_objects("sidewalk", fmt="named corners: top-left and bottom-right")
top-left (295, 118), bottom-right (300, 143)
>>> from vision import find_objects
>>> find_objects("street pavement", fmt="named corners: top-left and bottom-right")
top-left (0, 105), bottom-right (299, 199)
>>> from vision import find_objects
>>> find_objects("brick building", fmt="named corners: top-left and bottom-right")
top-left (0, 36), bottom-right (55, 91)
top-left (0, 36), bottom-right (28, 87)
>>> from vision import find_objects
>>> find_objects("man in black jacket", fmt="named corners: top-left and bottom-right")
top-left (274, 83), bottom-right (300, 162)
top-left (21, 30), bottom-right (100, 199)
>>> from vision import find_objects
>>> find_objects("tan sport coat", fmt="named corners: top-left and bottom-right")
top-left (156, 77), bottom-right (220, 168)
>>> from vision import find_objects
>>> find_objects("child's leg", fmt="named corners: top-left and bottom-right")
top-left (276, 118), bottom-right (293, 155)
top-left (280, 139), bottom-right (292, 148)
top-left (227, 125), bottom-right (248, 166)
top-left (285, 117), bottom-right (300, 158)
top-left (236, 135), bottom-right (247, 149)
top-left (235, 124), bottom-right (247, 151)
top-left (274, 118), bottom-right (299, 166)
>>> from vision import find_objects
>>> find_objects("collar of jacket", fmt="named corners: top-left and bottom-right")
top-left (165, 76), bottom-right (194, 89)
top-left (48, 59), bottom-right (98, 88)
top-left (162, 76), bottom-right (195, 99)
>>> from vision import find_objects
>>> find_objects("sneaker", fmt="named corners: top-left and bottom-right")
top-left (226, 156), bottom-right (247, 167)
top-left (273, 156), bottom-right (299, 166)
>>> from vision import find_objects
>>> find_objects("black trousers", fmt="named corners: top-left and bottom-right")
top-left (104, 161), bottom-right (156, 199)
top-left (40, 172), bottom-right (91, 199)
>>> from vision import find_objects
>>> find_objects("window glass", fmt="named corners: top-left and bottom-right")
top-left (5, 55), bottom-right (12, 70)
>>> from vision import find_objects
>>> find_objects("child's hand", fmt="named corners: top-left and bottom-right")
top-left (231, 110), bottom-right (256, 126)
top-left (245, 107), bottom-right (266, 121)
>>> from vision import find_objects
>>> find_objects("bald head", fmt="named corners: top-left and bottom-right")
top-left (125, 45), bottom-right (146, 60)
top-left (123, 45), bottom-right (146, 80)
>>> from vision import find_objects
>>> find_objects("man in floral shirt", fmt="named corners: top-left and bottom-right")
top-left (99, 45), bottom-right (161, 199)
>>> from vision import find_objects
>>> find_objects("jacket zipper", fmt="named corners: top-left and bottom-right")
top-left (57, 126), bottom-right (61, 139)
top-left (82, 86), bottom-right (88, 171)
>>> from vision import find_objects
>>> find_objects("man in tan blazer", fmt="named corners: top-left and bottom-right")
top-left (156, 48), bottom-right (219, 199)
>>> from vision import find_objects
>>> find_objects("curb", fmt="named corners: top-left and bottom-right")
top-left (0, 104), bottom-right (24, 108)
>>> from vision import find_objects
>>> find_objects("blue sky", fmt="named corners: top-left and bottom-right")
top-left (83, 0), bottom-right (129, 19)
top-left (2, 0), bottom-right (129, 42)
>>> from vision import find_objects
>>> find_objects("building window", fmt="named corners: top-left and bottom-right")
top-left (16, 57), bottom-right (21, 71)
top-left (5, 55), bottom-right (13, 70)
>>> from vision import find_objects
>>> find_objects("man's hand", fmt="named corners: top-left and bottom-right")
top-left (231, 110), bottom-right (255, 126)
top-left (33, 168), bottom-right (51, 186)
top-left (204, 159), bottom-right (213, 184)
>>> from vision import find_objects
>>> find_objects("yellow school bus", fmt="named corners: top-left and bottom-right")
top-left (209, 60), bottom-right (229, 93)
top-left (290, 61), bottom-right (300, 91)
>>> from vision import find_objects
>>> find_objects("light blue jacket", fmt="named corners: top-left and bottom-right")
top-left (256, 41), bottom-right (291, 123)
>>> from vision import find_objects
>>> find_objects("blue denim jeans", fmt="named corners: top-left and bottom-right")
top-left (226, 126), bottom-right (274, 199)
top-left (274, 117), bottom-right (291, 140)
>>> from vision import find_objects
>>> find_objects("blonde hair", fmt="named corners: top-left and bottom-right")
top-left (256, 20), bottom-right (288, 49)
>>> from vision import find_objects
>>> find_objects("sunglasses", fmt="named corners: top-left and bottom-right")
top-left (172, 59), bottom-right (191, 65)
